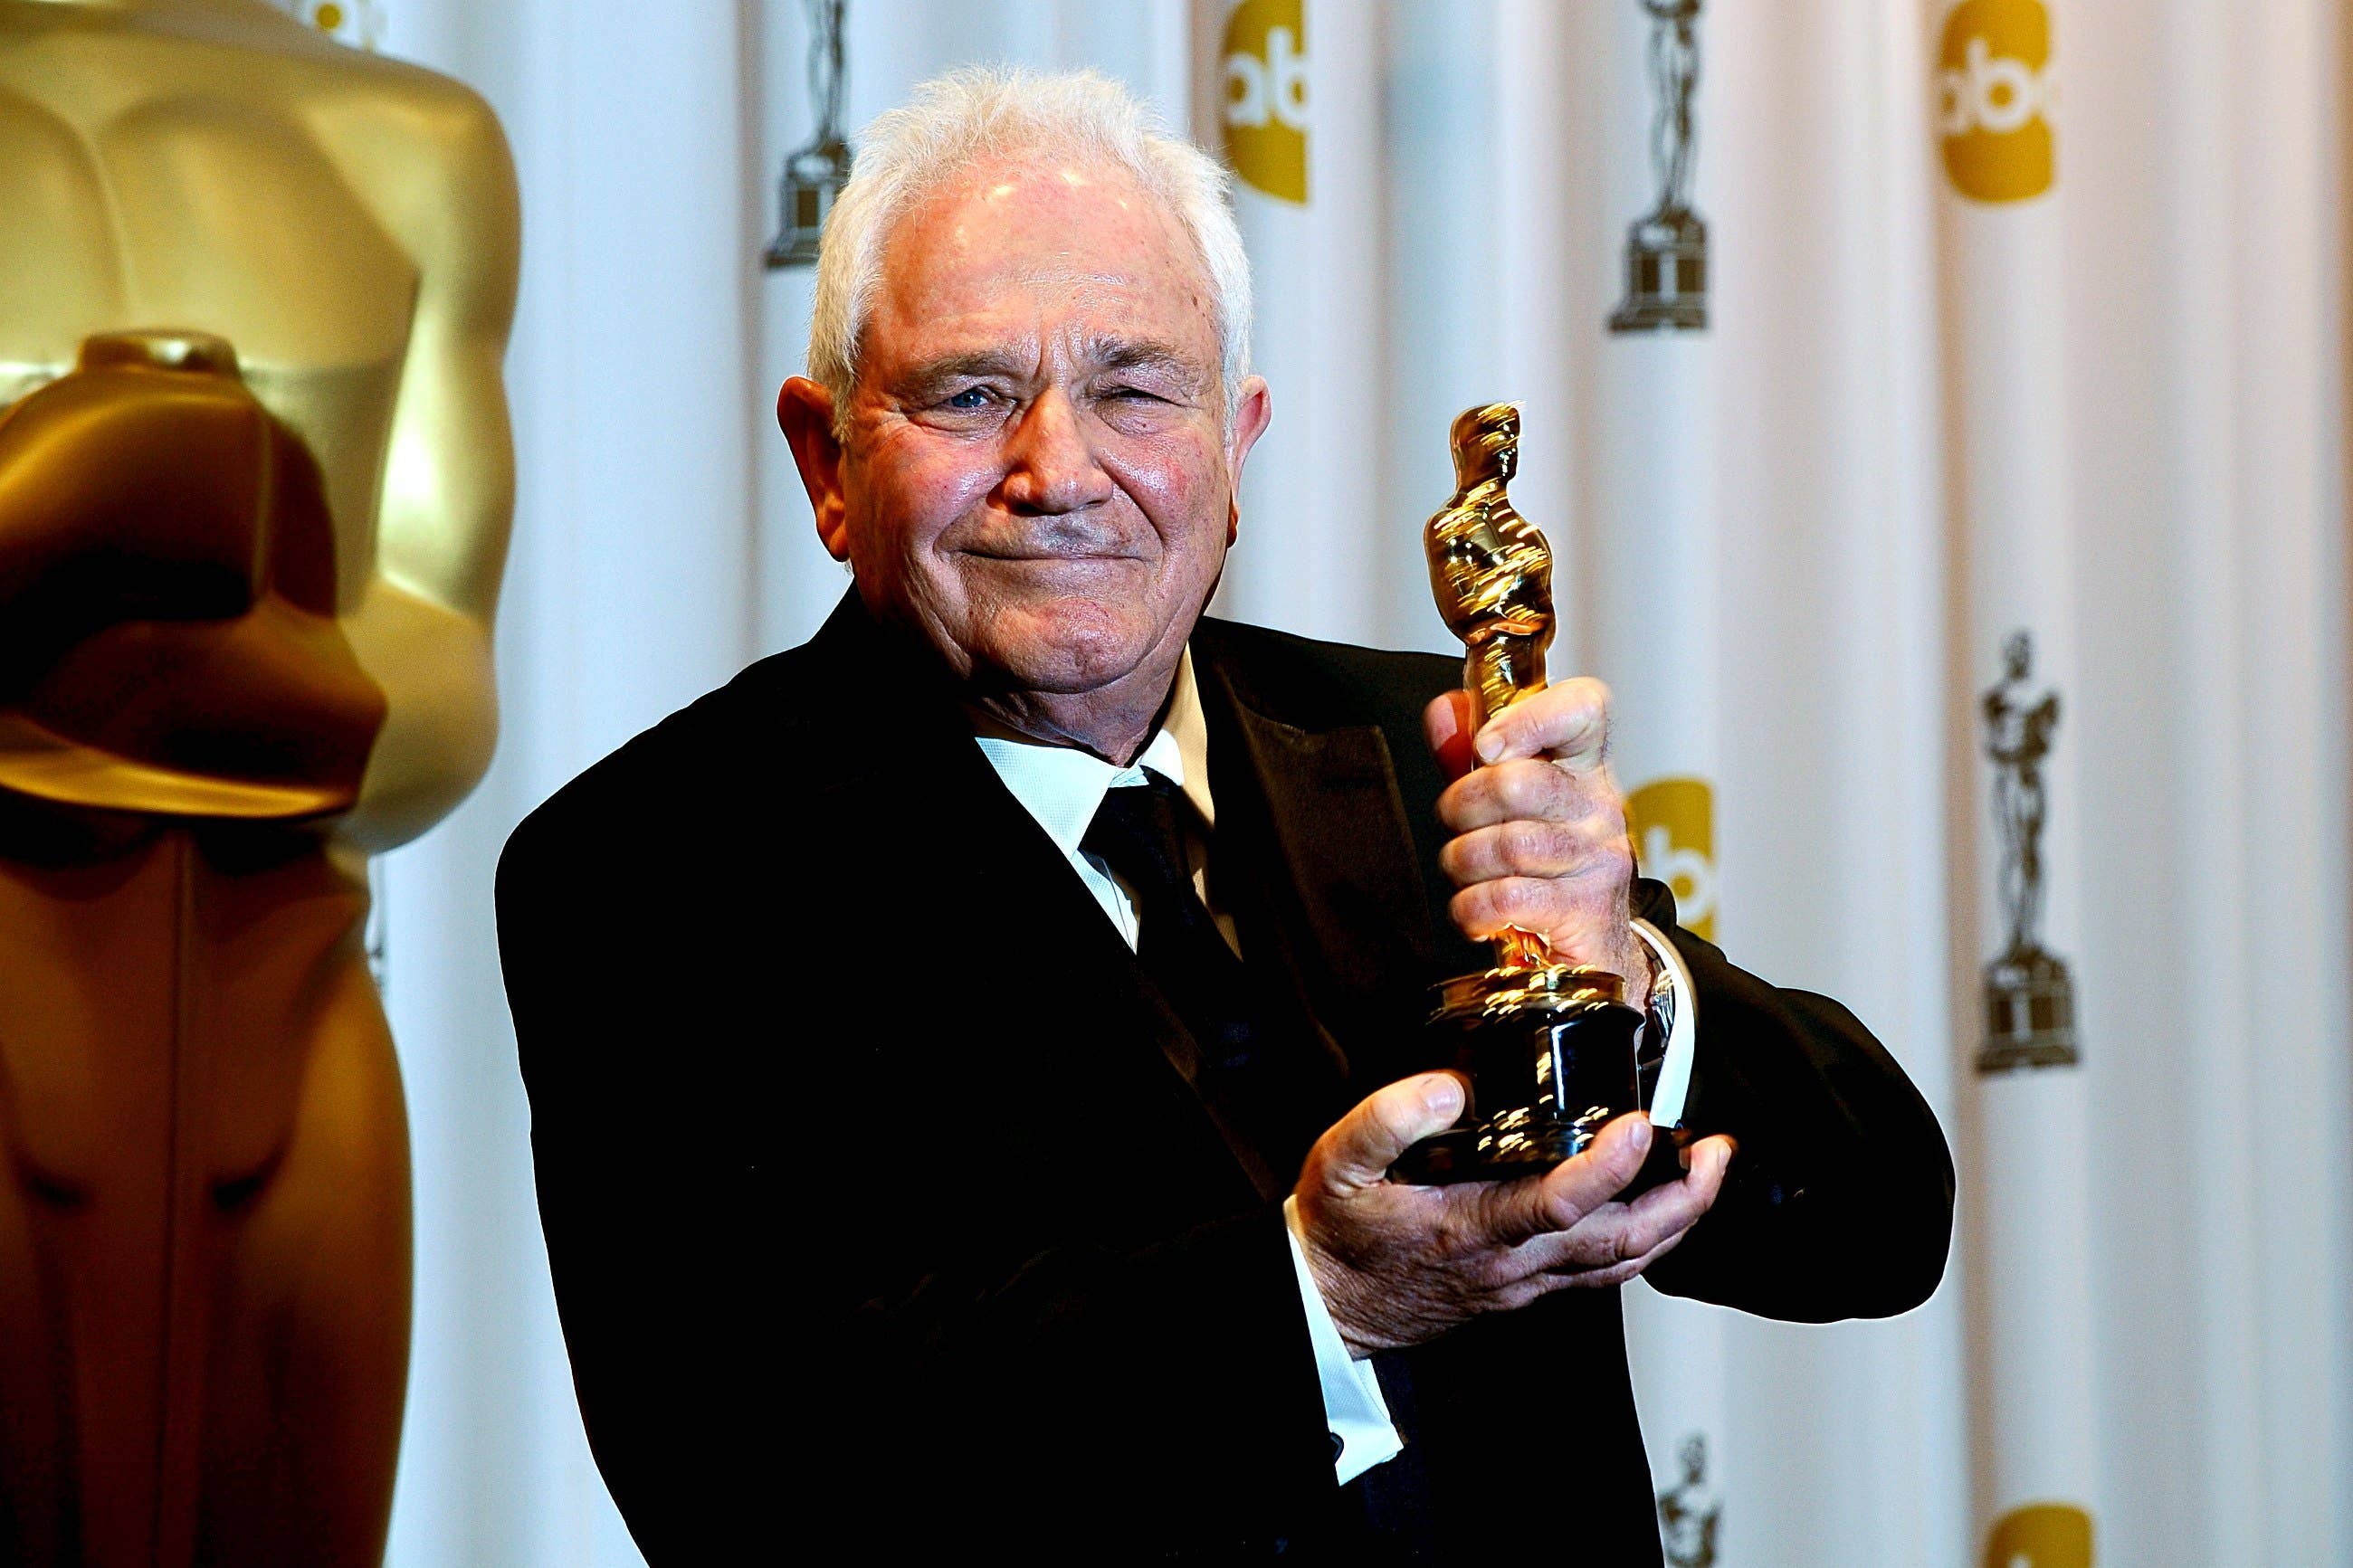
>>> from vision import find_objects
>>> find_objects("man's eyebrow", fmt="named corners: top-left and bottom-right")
top-left (1082, 337), bottom-right (1200, 379)
top-left (900, 349), bottom-right (1031, 389)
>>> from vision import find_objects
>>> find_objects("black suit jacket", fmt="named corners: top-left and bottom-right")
top-left (497, 594), bottom-right (1954, 1563)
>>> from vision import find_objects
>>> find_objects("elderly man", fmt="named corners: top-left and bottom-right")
top-left (498, 68), bottom-right (1952, 1563)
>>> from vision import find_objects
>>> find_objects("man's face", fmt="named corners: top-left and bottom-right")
top-left (800, 158), bottom-right (1269, 705)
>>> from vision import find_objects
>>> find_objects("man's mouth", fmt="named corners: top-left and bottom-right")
top-left (962, 546), bottom-right (1144, 565)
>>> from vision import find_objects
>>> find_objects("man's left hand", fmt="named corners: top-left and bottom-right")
top-left (1424, 678), bottom-right (1653, 999)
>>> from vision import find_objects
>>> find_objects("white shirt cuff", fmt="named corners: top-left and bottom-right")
top-left (1281, 1195), bottom-right (1404, 1486)
top-left (1632, 917), bottom-right (1699, 1128)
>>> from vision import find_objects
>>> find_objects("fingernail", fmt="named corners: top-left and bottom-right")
top-left (1627, 1117), bottom-right (1653, 1155)
top-left (1474, 727), bottom-right (1506, 764)
top-left (1422, 1075), bottom-right (1463, 1119)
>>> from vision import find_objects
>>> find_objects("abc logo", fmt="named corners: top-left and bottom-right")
top-left (1939, 0), bottom-right (2054, 203)
top-left (1983, 1502), bottom-right (2092, 1568)
top-left (1626, 776), bottom-right (1716, 945)
top-left (1222, 0), bottom-right (1309, 204)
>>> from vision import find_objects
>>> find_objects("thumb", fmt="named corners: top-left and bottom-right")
top-left (1479, 1113), bottom-right (1653, 1246)
top-left (1312, 1072), bottom-right (1466, 1192)
top-left (1475, 676), bottom-right (1611, 771)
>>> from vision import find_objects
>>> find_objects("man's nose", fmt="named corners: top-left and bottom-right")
top-left (999, 390), bottom-right (1115, 515)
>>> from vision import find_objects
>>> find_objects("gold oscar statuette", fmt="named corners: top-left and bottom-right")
top-left (0, 5), bottom-right (518, 1563)
top-left (1393, 404), bottom-right (1649, 1185)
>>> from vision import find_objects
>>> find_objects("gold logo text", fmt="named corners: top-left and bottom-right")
top-left (1939, 0), bottom-right (2054, 203)
top-left (1626, 776), bottom-right (1717, 945)
top-left (1222, 0), bottom-right (1309, 204)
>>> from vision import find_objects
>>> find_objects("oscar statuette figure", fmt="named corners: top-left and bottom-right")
top-left (1393, 404), bottom-right (1651, 1185)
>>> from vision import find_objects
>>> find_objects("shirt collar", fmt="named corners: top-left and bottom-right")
top-left (970, 646), bottom-right (1215, 856)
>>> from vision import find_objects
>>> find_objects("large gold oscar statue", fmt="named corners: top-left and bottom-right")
top-left (0, 2), bottom-right (517, 1561)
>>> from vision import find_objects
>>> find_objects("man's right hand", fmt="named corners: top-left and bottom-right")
top-left (1292, 1072), bottom-right (1732, 1356)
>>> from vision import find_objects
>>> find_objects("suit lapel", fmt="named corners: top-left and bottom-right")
top-left (1195, 650), bottom-right (1441, 1099)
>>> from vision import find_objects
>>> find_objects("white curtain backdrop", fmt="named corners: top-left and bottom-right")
top-left (318, 2), bottom-right (2350, 1563)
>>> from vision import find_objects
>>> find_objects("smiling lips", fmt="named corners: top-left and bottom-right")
top-left (959, 540), bottom-right (1149, 566)
top-left (969, 551), bottom-right (1140, 563)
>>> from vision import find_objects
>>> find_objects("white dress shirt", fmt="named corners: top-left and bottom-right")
top-left (969, 648), bottom-right (1697, 1488)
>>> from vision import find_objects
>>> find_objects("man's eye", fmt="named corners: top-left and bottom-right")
top-left (943, 387), bottom-right (993, 411)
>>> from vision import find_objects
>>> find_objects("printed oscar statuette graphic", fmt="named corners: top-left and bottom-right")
top-left (767, 0), bottom-right (853, 269)
top-left (1655, 1433), bottom-right (1723, 1568)
top-left (1611, 0), bottom-right (1709, 333)
top-left (1978, 631), bottom-right (2080, 1072)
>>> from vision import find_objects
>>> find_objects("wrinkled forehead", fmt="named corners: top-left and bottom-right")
top-left (865, 156), bottom-right (1220, 366)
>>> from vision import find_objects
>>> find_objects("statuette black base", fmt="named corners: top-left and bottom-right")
top-left (1392, 966), bottom-right (1650, 1187)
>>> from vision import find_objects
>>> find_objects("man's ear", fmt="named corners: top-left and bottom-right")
top-left (1224, 375), bottom-right (1272, 546)
top-left (778, 376), bottom-right (851, 559)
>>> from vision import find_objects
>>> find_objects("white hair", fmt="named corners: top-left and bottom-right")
top-left (807, 66), bottom-right (1253, 433)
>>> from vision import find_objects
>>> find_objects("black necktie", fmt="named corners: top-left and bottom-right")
top-left (1081, 771), bottom-right (1265, 1080)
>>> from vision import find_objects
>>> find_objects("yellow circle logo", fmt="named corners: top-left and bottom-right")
top-left (1626, 776), bottom-right (1716, 945)
top-left (1222, 0), bottom-right (1309, 205)
top-left (1984, 1502), bottom-right (2093, 1567)
top-left (1939, 0), bottom-right (2054, 203)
